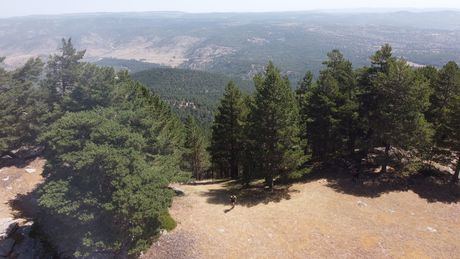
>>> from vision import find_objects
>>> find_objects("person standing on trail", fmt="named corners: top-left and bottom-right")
top-left (230, 195), bottom-right (237, 208)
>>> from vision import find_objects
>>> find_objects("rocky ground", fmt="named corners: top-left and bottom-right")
top-left (145, 177), bottom-right (459, 259)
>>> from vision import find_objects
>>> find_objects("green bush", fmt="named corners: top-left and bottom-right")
top-left (159, 211), bottom-right (177, 231)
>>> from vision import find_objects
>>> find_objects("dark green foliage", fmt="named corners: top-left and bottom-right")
top-left (132, 67), bottom-right (253, 125)
top-left (8, 39), bottom-right (189, 257)
top-left (367, 50), bottom-right (433, 172)
top-left (0, 58), bottom-right (46, 155)
top-left (210, 82), bottom-right (247, 179)
top-left (427, 62), bottom-right (460, 144)
top-left (424, 62), bottom-right (460, 182)
top-left (303, 50), bottom-right (359, 160)
top-left (44, 38), bottom-right (86, 103)
top-left (39, 107), bottom-right (177, 256)
top-left (158, 211), bottom-right (177, 231)
top-left (245, 62), bottom-right (305, 187)
top-left (296, 71), bottom-right (313, 155)
top-left (183, 116), bottom-right (210, 180)
top-left (446, 93), bottom-right (460, 182)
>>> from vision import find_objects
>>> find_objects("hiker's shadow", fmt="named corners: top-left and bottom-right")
top-left (224, 206), bottom-right (235, 213)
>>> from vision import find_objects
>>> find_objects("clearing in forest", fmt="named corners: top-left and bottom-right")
top-left (144, 175), bottom-right (459, 259)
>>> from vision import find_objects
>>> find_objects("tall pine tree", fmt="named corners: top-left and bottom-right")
top-left (210, 81), bottom-right (246, 179)
top-left (183, 116), bottom-right (210, 180)
top-left (304, 50), bottom-right (358, 160)
top-left (296, 71), bottom-right (313, 156)
top-left (369, 56), bottom-right (433, 173)
top-left (248, 62), bottom-right (304, 188)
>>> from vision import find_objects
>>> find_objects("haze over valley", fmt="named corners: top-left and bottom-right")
top-left (1, 11), bottom-right (460, 81)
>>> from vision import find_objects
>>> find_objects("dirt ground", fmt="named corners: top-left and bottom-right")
top-left (1, 158), bottom-right (458, 258)
top-left (144, 178), bottom-right (459, 259)
top-left (0, 157), bottom-right (44, 220)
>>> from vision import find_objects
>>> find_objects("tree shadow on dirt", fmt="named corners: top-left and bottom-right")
top-left (302, 163), bottom-right (459, 204)
top-left (8, 183), bottom-right (42, 221)
top-left (0, 156), bottom-right (37, 169)
top-left (201, 180), bottom-right (299, 208)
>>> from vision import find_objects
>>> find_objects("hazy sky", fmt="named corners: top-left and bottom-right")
top-left (2, 0), bottom-right (460, 18)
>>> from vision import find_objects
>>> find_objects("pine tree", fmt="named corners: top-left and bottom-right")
top-left (248, 62), bottom-right (304, 188)
top-left (296, 71), bottom-right (313, 155)
top-left (425, 62), bottom-right (460, 182)
top-left (183, 116), bottom-right (209, 180)
top-left (427, 62), bottom-right (460, 144)
top-left (369, 58), bottom-right (433, 173)
top-left (304, 50), bottom-right (358, 160)
top-left (210, 81), bottom-right (246, 179)
top-left (0, 58), bottom-right (45, 156)
top-left (44, 38), bottom-right (86, 102)
top-left (446, 93), bottom-right (460, 182)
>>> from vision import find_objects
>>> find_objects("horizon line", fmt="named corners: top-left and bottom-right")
top-left (2, 7), bottom-right (460, 19)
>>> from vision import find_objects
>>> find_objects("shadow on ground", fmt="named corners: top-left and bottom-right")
top-left (302, 164), bottom-right (459, 204)
top-left (0, 156), bottom-right (37, 169)
top-left (199, 164), bottom-right (459, 207)
top-left (200, 180), bottom-right (299, 208)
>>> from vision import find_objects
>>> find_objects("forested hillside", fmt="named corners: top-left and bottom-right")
top-left (132, 67), bottom-right (253, 124)
top-left (94, 58), bottom-right (163, 73)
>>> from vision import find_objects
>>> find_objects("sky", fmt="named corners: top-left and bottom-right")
top-left (1, 0), bottom-right (460, 18)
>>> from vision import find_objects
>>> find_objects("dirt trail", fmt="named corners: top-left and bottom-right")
top-left (144, 179), bottom-right (460, 259)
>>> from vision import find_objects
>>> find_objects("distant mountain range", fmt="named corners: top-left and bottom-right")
top-left (1, 11), bottom-right (460, 81)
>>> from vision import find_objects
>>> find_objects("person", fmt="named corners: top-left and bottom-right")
top-left (230, 195), bottom-right (237, 208)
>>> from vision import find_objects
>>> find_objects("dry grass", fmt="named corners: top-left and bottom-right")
top-left (145, 178), bottom-right (459, 259)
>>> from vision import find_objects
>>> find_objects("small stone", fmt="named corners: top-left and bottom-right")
top-left (24, 168), bottom-right (36, 174)
top-left (426, 227), bottom-right (437, 233)
top-left (357, 200), bottom-right (368, 207)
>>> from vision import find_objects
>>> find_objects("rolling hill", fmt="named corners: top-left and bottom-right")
top-left (1, 11), bottom-right (460, 82)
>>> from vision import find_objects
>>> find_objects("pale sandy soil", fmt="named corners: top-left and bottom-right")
top-left (144, 178), bottom-right (459, 259)
top-left (0, 158), bottom-right (44, 220)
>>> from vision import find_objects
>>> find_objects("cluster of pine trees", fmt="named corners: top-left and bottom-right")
top-left (210, 44), bottom-right (460, 185)
top-left (0, 39), bottom-right (199, 257)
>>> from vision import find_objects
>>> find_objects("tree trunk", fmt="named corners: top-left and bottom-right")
top-left (452, 161), bottom-right (460, 183)
top-left (230, 157), bottom-right (238, 179)
top-left (265, 174), bottom-right (274, 189)
top-left (381, 144), bottom-right (390, 173)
